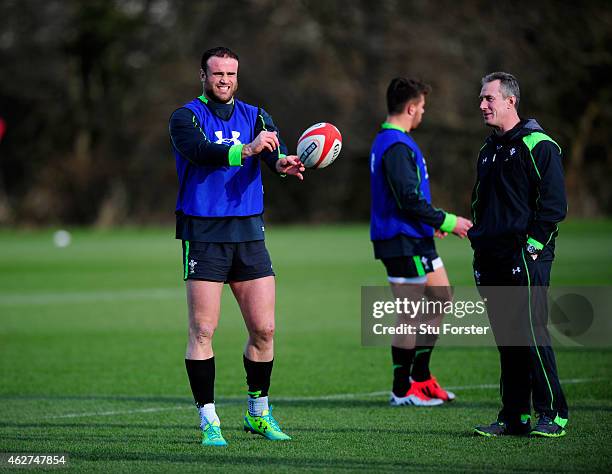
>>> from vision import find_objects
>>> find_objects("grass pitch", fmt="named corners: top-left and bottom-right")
top-left (0, 221), bottom-right (611, 472)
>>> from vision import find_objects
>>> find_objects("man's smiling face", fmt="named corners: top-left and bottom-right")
top-left (202, 56), bottom-right (239, 103)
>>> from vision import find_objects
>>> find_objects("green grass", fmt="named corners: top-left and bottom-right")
top-left (0, 221), bottom-right (611, 472)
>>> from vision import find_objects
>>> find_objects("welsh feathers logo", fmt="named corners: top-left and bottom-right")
top-left (214, 130), bottom-right (241, 145)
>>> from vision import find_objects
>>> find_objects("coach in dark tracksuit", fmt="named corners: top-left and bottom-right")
top-left (469, 72), bottom-right (569, 438)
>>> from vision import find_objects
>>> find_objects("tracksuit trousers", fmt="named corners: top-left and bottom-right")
top-left (473, 246), bottom-right (568, 425)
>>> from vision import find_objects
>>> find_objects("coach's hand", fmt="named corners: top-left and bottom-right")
top-left (435, 229), bottom-right (448, 239)
top-left (243, 131), bottom-right (280, 157)
top-left (452, 216), bottom-right (473, 239)
top-left (276, 155), bottom-right (305, 180)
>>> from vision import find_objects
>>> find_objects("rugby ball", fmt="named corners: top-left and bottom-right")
top-left (296, 122), bottom-right (342, 169)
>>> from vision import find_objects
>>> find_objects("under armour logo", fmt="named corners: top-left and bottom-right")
top-left (214, 130), bottom-right (241, 145)
top-left (512, 266), bottom-right (521, 275)
top-left (496, 145), bottom-right (502, 150)
top-left (510, 147), bottom-right (516, 156)
top-left (188, 259), bottom-right (197, 274)
top-left (421, 256), bottom-right (428, 266)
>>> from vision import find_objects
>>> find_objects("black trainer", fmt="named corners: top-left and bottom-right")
top-left (474, 420), bottom-right (531, 437)
top-left (530, 415), bottom-right (567, 438)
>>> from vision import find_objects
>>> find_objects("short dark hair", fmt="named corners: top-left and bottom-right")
top-left (386, 77), bottom-right (431, 115)
top-left (481, 72), bottom-right (520, 108)
top-left (201, 46), bottom-right (239, 73)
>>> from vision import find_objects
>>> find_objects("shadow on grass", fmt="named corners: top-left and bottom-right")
top-left (69, 451), bottom-right (491, 472)
top-left (0, 421), bottom-right (458, 437)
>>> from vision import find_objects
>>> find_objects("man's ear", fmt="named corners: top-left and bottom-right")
top-left (507, 95), bottom-right (517, 108)
top-left (405, 102), bottom-right (415, 117)
top-left (199, 68), bottom-right (206, 81)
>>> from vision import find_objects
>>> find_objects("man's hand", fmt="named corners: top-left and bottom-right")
top-left (276, 155), bottom-right (305, 180)
top-left (434, 229), bottom-right (448, 239)
top-left (242, 131), bottom-right (280, 157)
top-left (452, 216), bottom-right (473, 238)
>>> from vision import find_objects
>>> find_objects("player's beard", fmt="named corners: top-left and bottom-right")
top-left (204, 82), bottom-right (237, 104)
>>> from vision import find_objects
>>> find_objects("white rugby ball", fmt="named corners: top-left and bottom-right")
top-left (296, 122), bottom-right (342, 169)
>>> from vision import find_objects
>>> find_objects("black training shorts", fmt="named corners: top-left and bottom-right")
top-left (181, 240), bottom-right (275, 283)
top-left (380, 238), bottom-right (442, 282)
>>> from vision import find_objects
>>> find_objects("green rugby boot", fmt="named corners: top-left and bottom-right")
top-left (243, 406), bottom-right (291, 441)
top-left (201, 419), bottom-right (228, 446)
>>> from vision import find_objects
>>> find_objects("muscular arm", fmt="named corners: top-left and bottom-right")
top-left (526, 140), bottom-right (567, 249)
top-left (169, 107), bottom-right (240, 167)
top-left (382, 143), bottom-right (456, 231)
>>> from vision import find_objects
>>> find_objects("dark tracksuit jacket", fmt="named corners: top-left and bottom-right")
top-left (468, 119), bottom-right (568, 424)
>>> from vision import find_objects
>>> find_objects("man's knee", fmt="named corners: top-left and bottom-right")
top-left (190, 322), bottom-right (217, 345)
top-left (249, 323), bottom-right (275, 346)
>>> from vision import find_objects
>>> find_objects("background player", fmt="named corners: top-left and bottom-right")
top-left (369, 77), bottom-right (472, 406)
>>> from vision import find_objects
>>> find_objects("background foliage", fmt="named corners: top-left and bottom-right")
top-left (1, 0), bottom-right (610, 226)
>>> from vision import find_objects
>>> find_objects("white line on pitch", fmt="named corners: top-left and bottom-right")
top-left (0, 288), bottom-right (183, 306)
top-left (42, 378), bottom-right (601, 419)
top-left (45, 406), bottom-right (192, 419)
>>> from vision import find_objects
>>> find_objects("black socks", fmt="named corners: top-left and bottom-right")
top-left (392, 346), bottom-right (415, 396)
top-left (185, 357), bottom-right (215, 406)
top-left (186, 356), bottom-right (274, 407)
top-left (392, 344), bottom-right (436, 395)
top-left (411, 347), bottom-right (433, 382)
top-left (243, 355), bottom-right (273, 398)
